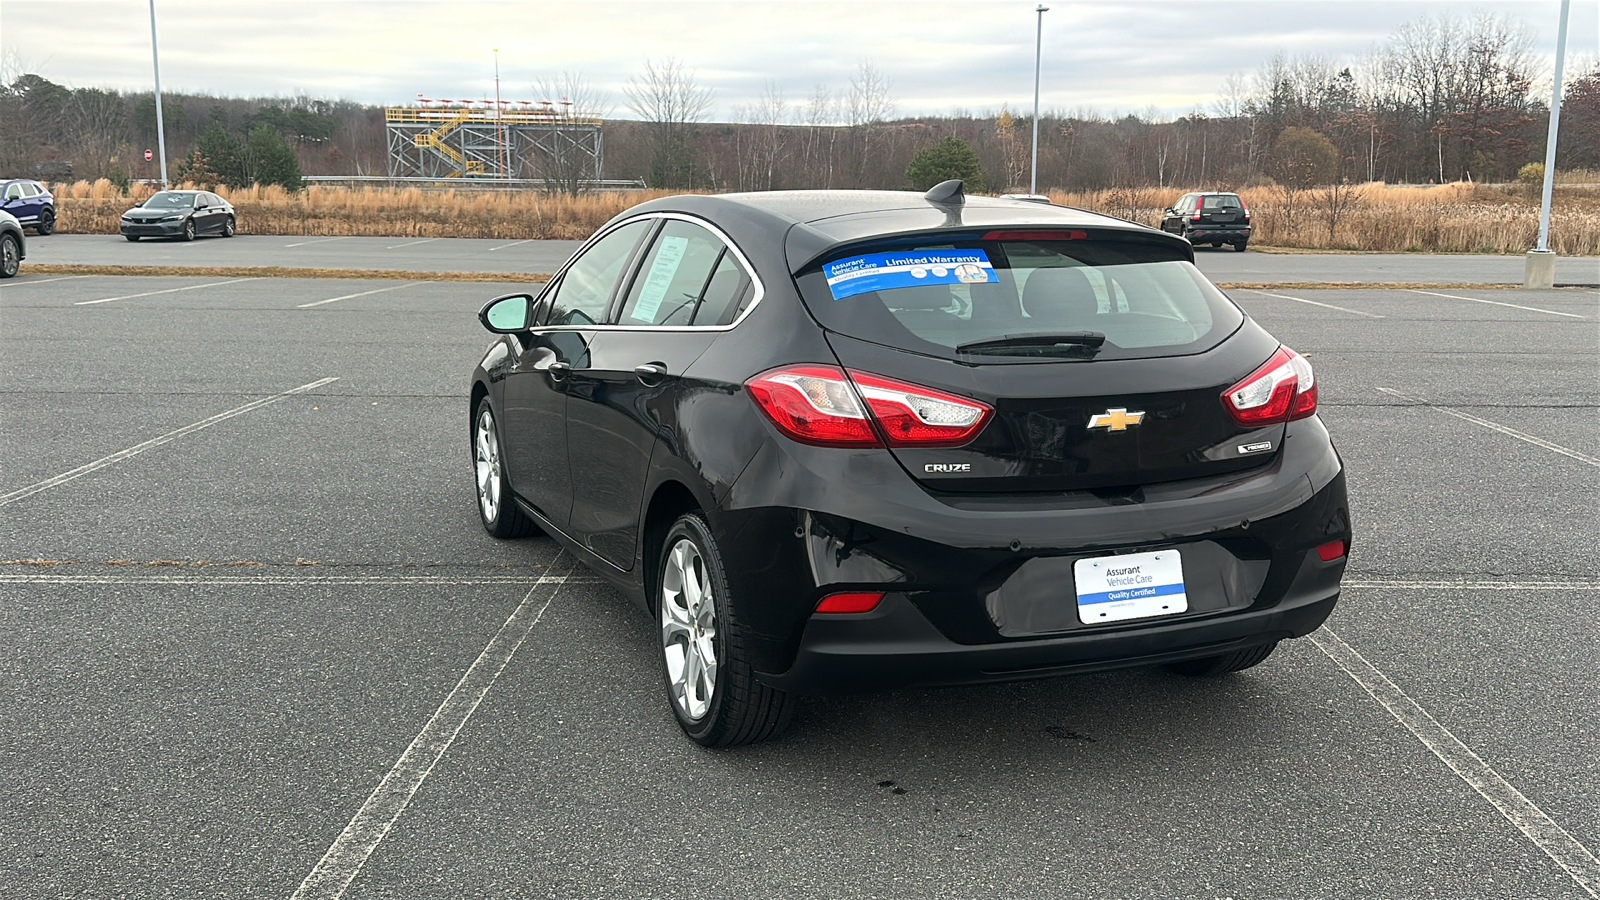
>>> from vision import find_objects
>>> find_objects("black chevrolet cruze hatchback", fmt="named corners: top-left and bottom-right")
top-left (469, 183), bottom-right (1350, 746)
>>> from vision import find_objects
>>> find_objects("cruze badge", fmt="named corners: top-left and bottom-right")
top-left (925, 463), bottom-right (971, 473)
top-left (1087, 408), bottom-right (1145, 432)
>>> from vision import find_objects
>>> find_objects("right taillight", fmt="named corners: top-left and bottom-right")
top-left (1222, 346), bottom-right (1317, 426)
top-left (745, 365), bottom-right (992, 449)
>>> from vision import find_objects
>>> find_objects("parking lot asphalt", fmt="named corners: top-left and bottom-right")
top-left (0, 273), bottom-right (1596, 898)
top-left (26, 232), bottom-right (1600, 285)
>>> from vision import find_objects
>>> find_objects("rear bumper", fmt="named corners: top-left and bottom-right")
top-left (763, 551), bottom-right (1342, 693)
top-left (1186, 225), bottom-right (1251, 243)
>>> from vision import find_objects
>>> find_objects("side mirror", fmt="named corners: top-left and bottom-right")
top-left (479, 293), bottom-right (542, 333)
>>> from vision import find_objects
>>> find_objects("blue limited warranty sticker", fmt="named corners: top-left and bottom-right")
top-left (1074, 549), bottom-right (1188, 624)
top-left (823, 250), bottom-right (997, 301)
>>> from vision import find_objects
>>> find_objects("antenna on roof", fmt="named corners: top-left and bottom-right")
top-left (923, 180), bottom-right (965, 205)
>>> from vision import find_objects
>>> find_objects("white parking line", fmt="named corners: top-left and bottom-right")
top-left (297, 282), bottom-right (425, 308)
top-left (1343, 579), bottom-right (1600, 590)
top-left (1312, 627), bottom-right (1600, 898)
top-left (1377, 387), bottom-right (1599, 467)
top-left (74, 277), bottom-right (254, 306)
top-left (1405, 288), bottom-right (1588, 319)
top-left (290, 555), bottom-right (577, 900)
top-left (0, 573), bottom-right (601, 586)
top-left (385, 238), bottom-right (437, 250)
top-left (0, 275), bottom-right (93, 286)
top-left (0, 377), bottom-right (338, 508)
top-left (1240, 289), bottom-right (1385, 318)
top-left (488, 239), bottom-right (533, 251)
top-left (284, 237), bottom-right (350, 248)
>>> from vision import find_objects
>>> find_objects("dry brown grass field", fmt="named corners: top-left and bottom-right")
top-left (49, 178), bottom-right (1600, 256)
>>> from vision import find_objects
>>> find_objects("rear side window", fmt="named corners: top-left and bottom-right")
top-left (20, 183), bottom-right (39, 197)
top-left (795, 233), bottom-right (1243, 363)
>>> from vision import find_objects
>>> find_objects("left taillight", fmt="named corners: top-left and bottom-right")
top-left (745, 365), bottom-right (992, 449)
top-left (1222, 346), bottom-right (1317, 426)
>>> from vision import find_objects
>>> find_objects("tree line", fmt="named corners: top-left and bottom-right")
top-left (2, 11), bottom-right (1595, 195)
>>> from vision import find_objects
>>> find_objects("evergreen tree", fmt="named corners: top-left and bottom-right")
top-left (905, 135), bottom-right (986, 192)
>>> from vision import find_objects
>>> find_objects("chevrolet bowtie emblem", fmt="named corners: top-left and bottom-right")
top-left (1087, 408), bottom-right (1145, 431)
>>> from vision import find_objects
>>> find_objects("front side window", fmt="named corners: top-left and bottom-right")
top-left (795, 233), bottom-right (1242, 363)
top-left (618, 220), bottom-right (726, 326)
top-left (3, 184), bottom-right (21, 201)
top-left (544, 219), bottom-right (651, 327)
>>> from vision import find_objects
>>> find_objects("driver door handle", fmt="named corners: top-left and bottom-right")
top-left (634, 362), bottom-right (668, 385)
top-left (548, 361), bottom-right (571, 381)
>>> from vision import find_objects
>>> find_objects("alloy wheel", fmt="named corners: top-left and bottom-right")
top-left (0, 235), bottom-right (17, 277)
top-left (474, 407), bottom-right (502, 523)
top-left (661, 538), bottom-right (719, 721)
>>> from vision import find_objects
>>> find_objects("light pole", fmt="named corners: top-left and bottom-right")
top-left (148, 0), bottom-right (169, 189)
top-left (1031, 5), bottom-right (1048, 196)
top-left (1525, 0), bottom-right (1571, 288)
top-left (494, 47), bottom-right (505, 178)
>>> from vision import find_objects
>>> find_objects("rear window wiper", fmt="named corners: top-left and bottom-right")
top-left (956, 331), bottom-right (1107, 353)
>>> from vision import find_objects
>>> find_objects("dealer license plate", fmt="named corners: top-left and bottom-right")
top-left (1074, 549), bottom-right (1188, 625)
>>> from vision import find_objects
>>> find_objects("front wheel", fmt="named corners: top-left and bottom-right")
top-left (36, 208), bottom-right (55, 236)
top-left (125, 234), bottom-right (141, 242)
top-left (1165, 641), bottom-right (1277, 676)
top-left (472, 399), bottom-right (534, 538)
top-left (0, 233), bottom-right (19, 278)
top-left (181, 219), bottom-right (196, 242)
top-left (221, 216), bottom-right (235, 237)
top-left (659, 513), bottom-right (793, 747)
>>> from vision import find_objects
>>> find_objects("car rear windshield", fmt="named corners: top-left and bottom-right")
top-left (1202, 195), bottom-right (1242, 209)
top-left (794, 233), bottom-right (1244, 363)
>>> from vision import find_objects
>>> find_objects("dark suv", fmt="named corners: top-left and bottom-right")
top-left (0, 179), bottom-right (56, 235)
top-left (469, 184), bottom-right (1347, 746)
top-left (1160, 192), bottom-right (1250, 251)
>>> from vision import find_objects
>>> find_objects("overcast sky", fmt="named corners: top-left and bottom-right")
top-left (2, 0), bottom-right (1594, 121)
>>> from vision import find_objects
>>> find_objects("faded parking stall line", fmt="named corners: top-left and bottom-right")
top-left (285, 237), bottom-right (351, 248)
top-left (290, 554), bottom-right (578, 900)
top-left (1311, 626), bottom-right (1600, 897)
top-left (1405, 288), bottom-right (1589, 319)
top-left (0, 274), bottom-right (94, 286)
top-left (0, 377), bottom-right (338, 508)
top-left (384, 238), bottom-right (438, 250)
top-left (297, 282), bottom-right (427, 308)
top-left (73, 276), bottom-right (255, 306)
top-left (1238, 289), bottom-right (1384, 318)
top-left (1376, 387), bottom-right (1600, 468)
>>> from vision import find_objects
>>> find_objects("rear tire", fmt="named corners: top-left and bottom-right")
top-left (1165, 641), bottom-right (1277, 676)
top-left (1233, 241), bottom-right (1248, 252)
top-left (222, 216), bottom-right (235, 237)
top-left (0, 233), bottom-right (19, 278)
top-left (659, 513), bottom-right (793, 747)
top-left (472, 399), bottom-right (535, 538)
top-left (36, 208), bottom-right (55, 236)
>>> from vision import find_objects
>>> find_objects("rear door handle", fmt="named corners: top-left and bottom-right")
top-left (634, 362), bottom-right (668, 385)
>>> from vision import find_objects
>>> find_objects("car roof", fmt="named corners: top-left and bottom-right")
top-left (623, 189), bottom-right (1182, 272)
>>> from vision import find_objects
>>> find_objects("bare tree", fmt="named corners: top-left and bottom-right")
top-left (624, 57), bottom-right (714, 188)
top-left (847, 61), bottom-right (894, 187)
top-left (530, 71), bottom-right (611, 193)
top-left (802, 84), bottom-right (838, 188)
top-left (755, 81), bottom-right (786, 191)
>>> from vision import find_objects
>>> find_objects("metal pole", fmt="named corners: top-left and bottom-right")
top-left (494, 48), bottom-right (505, 178)
top-left (1031, 5), bottom-right (1048, 195)
top-left (148, 0), bottom-right (169, 189)
top-left (1536, 0), bottom-right (1570, 252)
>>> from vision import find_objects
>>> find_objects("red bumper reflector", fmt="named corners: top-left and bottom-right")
top-left (815, 591), bottom-right (885, 614)
top-left (1316, 540), bottom-right (1347, 562)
